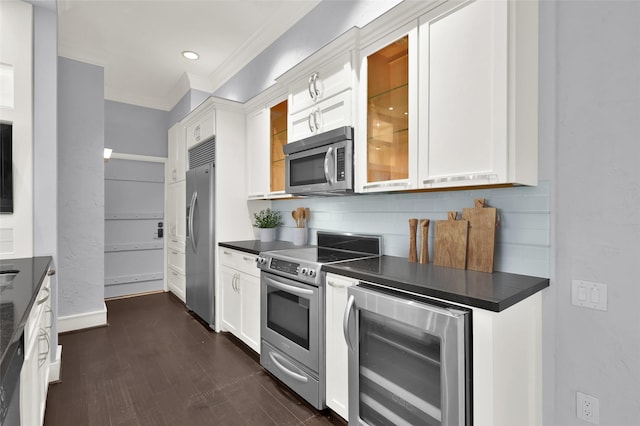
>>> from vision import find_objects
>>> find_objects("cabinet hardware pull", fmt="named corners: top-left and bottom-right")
top-left (37, 286), bottom-right (50, 305)
top-left (47, 269), bottom-right (56, 276)
top-left (327, 280), bottom-right (347, 289)
top-left (313, 108), bottom-right (321, 131)
top-left (38, 329), bottom-right (51, 367)
top-left (171, 251), bottom-right (178, 255)
top-left (312, 72), bottom-right (320, 97)
top-left (308, 74), bottom-right (316, 100)
top-left (242, 256), bottom-right (254, 262)
top-left (307, 113), bottom-right (314, 133)
top-left (223, 251), bottom-right (232, 255)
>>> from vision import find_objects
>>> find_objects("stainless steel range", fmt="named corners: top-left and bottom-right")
top-left (257, 232), bottom-right (381, 410)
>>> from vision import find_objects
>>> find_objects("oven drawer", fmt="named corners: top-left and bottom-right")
top-left (261, 341), bottom-right (322, 410)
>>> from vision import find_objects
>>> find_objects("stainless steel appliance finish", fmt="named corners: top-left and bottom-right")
top-left (257, 232), bottom-right (381, 410)
top-left (185, 144), bottom-right (215, 329)
top-left (284, 126), bottom-right (354, 195)
top-left (344, 283), bottom-right (472, 426)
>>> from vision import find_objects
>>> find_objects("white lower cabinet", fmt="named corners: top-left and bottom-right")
top-left (219, 248), bottom-right (261, 353)
top-left (20, 273), bottom-right (53, 426)
top-left (324, 273), bottom-right (357, 420)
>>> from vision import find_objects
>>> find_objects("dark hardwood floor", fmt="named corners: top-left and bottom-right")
top-left (44, 292), bottom-right (346, 426)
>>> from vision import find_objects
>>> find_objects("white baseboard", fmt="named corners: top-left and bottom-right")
top-left (58, 303), bottom-right (107, 333)
top-left (48, 344), bottom-right (63, 382)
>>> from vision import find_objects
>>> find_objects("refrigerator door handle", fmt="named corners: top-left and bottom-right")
top-left (189, 191), bottom-right (197, 253)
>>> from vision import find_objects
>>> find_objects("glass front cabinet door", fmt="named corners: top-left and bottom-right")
top-left (356, 24), bottom-right (418, 193)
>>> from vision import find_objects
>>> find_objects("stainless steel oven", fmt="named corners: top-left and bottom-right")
top-left (260, 271), bottom-right (323, 407)
top-left (344, 283), bottom-right (472, 426)
top-left (284, 126), bottom-right (354, 195)
top-left (257, 232), bottom-right (382, 410)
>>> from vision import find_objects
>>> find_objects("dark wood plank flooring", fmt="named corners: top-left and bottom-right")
top-left (44, 292), bottom-right (346, 426)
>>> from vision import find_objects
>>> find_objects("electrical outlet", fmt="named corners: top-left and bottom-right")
top-left (577, 392), bottom-right (600, 424)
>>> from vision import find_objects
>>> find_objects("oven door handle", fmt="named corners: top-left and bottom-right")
top-left (269, 351), bottom-right (309, 384)
top-left (264, 276), bottom-right (314, 296)
top-left (343, 294), bottom-right (355, 352)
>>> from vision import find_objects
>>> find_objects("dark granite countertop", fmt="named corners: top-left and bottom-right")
top-left (218, 240), bottom-right (314, 255)
top-left (323, 255), bottom-right (549, 312)
top-left (1, 256), bottom-right (52, 381)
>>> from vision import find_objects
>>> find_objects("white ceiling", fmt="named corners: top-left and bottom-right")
top-left (57, 0), bottom-right (321, 111)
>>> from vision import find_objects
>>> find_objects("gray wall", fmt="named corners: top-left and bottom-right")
top-left (168, 89), bottom-right (210, 127)
top-left (554, 2), bottom-right (640, 424)
top-left (213, 0), bottom-right (402, 103)
top-left (32, 3), bottom-right (58, 359)
top-left (105, 100), bottom-right (169, 156)
top-left (57, 57), bottom-right (105, 317)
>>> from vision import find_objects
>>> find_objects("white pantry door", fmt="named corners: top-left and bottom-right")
top-left (104, 158), bottom-right (164, 298)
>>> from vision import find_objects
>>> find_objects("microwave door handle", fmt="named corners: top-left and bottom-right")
top-left (343, 294), bottom-right (355, 352)
top-left (324, 146), bottom-right (334, 184)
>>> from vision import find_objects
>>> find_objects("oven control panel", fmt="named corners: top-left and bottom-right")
top-left (269, 258), bottom-right (299, 276)
top-left (257, 256), bottom-right (321, 285)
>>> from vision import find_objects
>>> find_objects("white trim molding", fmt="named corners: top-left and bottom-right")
top-left (48, 345), bottom-right (63, 382)
top-left (57, 303), bottom-right (108, 333)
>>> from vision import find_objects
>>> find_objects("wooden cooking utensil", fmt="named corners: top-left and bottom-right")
top-left (304, 208), bottom-right (310, 227)
top-left (419, 219), bottom-right (430, 264)
top-left (408, 218), bottom-right (418, 262)
top-left (434, 211), bottom-right (468, 269)
top-left (292, 210), bottom-right (300, 228)
top-left (462, 198), bottom-right (498, 273)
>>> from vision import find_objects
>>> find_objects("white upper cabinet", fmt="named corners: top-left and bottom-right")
top-left (246, 107), bottom-right (270, 199)
top-left (185, 102), bottom-right (216, 150)
top-left (245, 96), bottom-right (292, 200)
top-left (355, 23), bottom-right (419, 193)
top-left (287, 53), bottom-right (355, 142)
top-left (417, 0), bottom-right (538, 189)
top-left (277, 29), bottom-right (358, 143)
top-left (167, 122), bottom-right (186, 183)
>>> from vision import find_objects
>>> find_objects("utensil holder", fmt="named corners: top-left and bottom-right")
top-left (292, 228), bottom-right (307, 246)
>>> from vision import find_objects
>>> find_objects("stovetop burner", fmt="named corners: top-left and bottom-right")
top-left (257, 232), bottom-right (382, 286)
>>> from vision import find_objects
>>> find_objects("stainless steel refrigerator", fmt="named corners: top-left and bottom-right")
top-left (185, 145), bottom-right (215, 329)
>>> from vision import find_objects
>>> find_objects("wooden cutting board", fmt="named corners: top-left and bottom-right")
top-left (462, 198), bottom-right (497, 273)
top-left (434, 211), bottom-right (468, 269)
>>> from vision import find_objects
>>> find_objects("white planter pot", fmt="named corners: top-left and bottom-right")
top-left (259, 228), bottom-right (276, 242)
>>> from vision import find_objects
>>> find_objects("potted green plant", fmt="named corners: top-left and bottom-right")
top-left (253, 208), bottom-right (282, 242)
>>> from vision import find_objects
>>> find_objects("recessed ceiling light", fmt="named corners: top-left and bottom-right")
top-left (182, 51), bottom-right (199, 60)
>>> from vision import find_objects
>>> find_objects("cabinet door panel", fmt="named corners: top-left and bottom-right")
top-left (239, 273), bottom-right (261, 353)
top-left (289, 90), bottom-right (352, 142)
top-left (356, 24), bottom-right (419, 193)
top-left (289, 54), bottom-right (352, 115)
top-left (325, 274), bottom-right (357, 420)
top-left (419, 0), bottom-right (508, 187)
top-left (167, 268), bottom-right (185, 302)
top-left (246, 108), bottom-right (270, 198)
top-left (220, 266), bottom-right (240, 334)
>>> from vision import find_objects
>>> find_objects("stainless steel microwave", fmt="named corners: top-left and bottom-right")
top-left (284, 126), bottom-right (354, 195)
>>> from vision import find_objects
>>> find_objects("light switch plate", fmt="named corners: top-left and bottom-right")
top-left (571, 280), bottom-right (607, 311)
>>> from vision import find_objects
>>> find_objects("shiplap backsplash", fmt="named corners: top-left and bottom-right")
top-left (271, 181), bottom-right (550, 277)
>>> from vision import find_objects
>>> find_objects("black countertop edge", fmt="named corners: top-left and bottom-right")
top-left (218, 240), bottom-right (315, 255)
top-left (322, 255), bottom-right (549, 312)
top-left (1, 256), bottom-right (52, 382)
